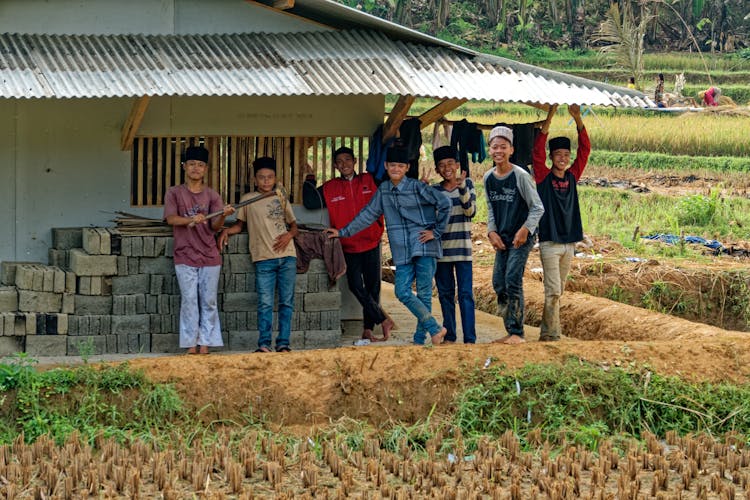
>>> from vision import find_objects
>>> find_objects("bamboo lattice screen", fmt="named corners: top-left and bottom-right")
top-left (131, 135), bottom-right (369, 207)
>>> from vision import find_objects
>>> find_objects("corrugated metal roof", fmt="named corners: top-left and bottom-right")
top-left (0, 30), bottom-right (652, 107)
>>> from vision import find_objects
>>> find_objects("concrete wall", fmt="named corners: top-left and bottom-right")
top-left (0, 0), bottom-right (325, 35)
top-left (0, 95), bottom-right (382, 264)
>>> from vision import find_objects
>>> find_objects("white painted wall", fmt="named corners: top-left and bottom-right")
top-left (0, 94), bottom-right (383, 264)
top-left (0, 0), bottom-right (325, 35)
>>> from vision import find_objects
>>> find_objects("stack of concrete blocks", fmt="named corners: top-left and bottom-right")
top-left (0, 226), bottom-right (342, 356)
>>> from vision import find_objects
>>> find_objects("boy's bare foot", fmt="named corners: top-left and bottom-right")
top-left (492, 335), bottom-right (511, 344)
top-left (199, 345), bottom-right (209, 354)
top-left (430, 327), bottom-right (447, 345)
top-left (381, 318), bottom-right (395, 341)
top-left (362, 329), bottom-right (382, 342)
top-left (503, 335), bottom-right (526, 345)
top-left (186, 346), bottom-right (198, 354)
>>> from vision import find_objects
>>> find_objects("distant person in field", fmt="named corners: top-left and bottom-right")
top-left (325, 147), bottom-right (451, 346)
top-left (627, 76), bottom-right (636, 90)
top-left (654, 73), bottom-right (666, 108)
top-left (302, 146), bottom-right (394, 342)
top-left (702, 86), bottom-right (722, 107)
top-left (164, 145), bottom-right (234, 355)
top-left (432, 145), bottom-right (477, 344)
top-left (532, 104), bottom-right (590, 342)
top-left (484, 126), bottom-right (545, 345)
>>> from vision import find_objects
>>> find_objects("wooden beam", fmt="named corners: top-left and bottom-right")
top-left (382, 95), bottom-right (415, 143)
top-left (417, 98), bottom-right (467, 129)
top-left (270, 0), bottom-right (294, 8)
top-left (120, 96), bottom-right (151, 151)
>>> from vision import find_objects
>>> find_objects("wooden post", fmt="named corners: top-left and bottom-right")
top-left (120, 96), bottom-right (151, 151)
top-left (417, 98), bottom-right (467, 129)
top-left (382, 95), bottom-right (415, 143)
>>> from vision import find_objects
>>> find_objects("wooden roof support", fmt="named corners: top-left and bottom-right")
top-left (382, 94), bottom-right (415, 143)
top-left (418, 98), bottom-right (467, 129)
top-left (271, 0), bottom-right (295, 8)
top-left (120, 96), bottom-right (151, 151)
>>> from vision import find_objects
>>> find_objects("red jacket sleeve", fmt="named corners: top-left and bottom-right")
top-left (532, 131), bottom-right (550, 184)
top-left (568, 127), bottom-right (591, 182)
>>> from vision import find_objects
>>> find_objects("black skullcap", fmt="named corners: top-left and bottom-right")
top-left (333, 146), bottom-right (355, 160)
top-left (385, 147), bottom-right (409, 164)
top-left (253, 156), bottom-right (276, 172)
top-left (184, 146), bottom-right (209, 164)
top-left (433, 145), bottom-right (458, 164)
top-left (549, 136), bottom-right (571, 153)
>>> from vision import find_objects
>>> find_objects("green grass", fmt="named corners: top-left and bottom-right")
top-left (454, 360), bottom-right (750, 450)
top-left (590, 150), bottom-right (750, 172)
top-left (0, 354), bottom-right (184, 445)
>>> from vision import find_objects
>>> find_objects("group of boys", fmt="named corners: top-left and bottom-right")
top-left (165, 104), bottom-right (589, 353)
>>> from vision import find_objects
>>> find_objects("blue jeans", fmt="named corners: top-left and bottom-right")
top-left (255, 256), bottom-right (296, 350)
top-left (435, 260), bottom-right (476, 343)
top-left (394, 256), bottom-right (441, 345)
top-left (492, 237), bottom-right (534, 337)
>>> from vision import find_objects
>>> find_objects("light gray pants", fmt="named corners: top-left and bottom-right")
top-left (174, 264), bottom-right (223, 348)
top-left (539, 241), bottom-right (575, 339)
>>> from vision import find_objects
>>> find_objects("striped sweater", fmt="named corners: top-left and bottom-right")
top-left (433, 178), bottom-right (476, 262)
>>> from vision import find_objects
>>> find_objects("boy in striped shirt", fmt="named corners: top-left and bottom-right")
top-left (432, 146), bottom-right (477, 343)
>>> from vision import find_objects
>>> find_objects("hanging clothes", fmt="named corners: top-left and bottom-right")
top-left (365, 124), bottom-right (394, 184)
top-left (397, 117), bottom-right (422, 179)
top-left (450, 119), bottom-right (486, 175)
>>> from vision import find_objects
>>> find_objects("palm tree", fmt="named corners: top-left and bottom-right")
top-left (593, 2), bottom-right (653, 87)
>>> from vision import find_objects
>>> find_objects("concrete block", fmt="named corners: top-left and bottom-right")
top-left (227, 254), bottom-right (254, 274)
top-left (120, 237), bottom-right (132, 256)
top-left (105, 335), bottom-right (118, 354)
top-left (18, 290), bottom-right (62, 313)
top-left (111, 315), bottom-right (150, 335)
top-left (52, 269), bottom-right (66, 293)
top-left (153, 237), bottom-right (167, 257)
top-left (1, 262), bottom-right (39, 286)
top-left (223, 292), bottom-right (257, 312)
top-left (112, 274), bottom-right (150, 295)
top-left (234, 234), bottom-right (249, 254)
top-left (304, 329), bottom-right (341, 349)
top-left (165, 238), bottom-right (174, 257)
top-left (67, 336), bottom-right (107, 356)
top-left (65, 272), bottom-right (76, 293)
top-left (317, 273), bottom-right (336, 292)
top-left (307, 259), bottom-right (327, 273)
top-left (294, 274), bottom-right (308, 293)
top-left (150, 275), bottom-right (164, 295)
top-left (245, 273), bottom-right (256, 292)
top-left (110, 232), bottom-right (121, 256)
top-left (13, 264), bottom-right (36, 290)
top-left (142, 237), bottom-right (155, 257)
top-left (139, 257), bottom-right (173, 275)
top-left (69, 249), bottom-right (117, 276)
top-left (82, 228), bottom-right (104, 255)
top-left (131, 237), bottom-right (144, 257)
top-left (304, 292), bottom-right (341, 312)
top-left (117, 256), bottom-right (129, 276)
top-left (151, 333), bottom-right (180, 353)
top-left (117, 333), bottom-right (150, 354)
top-left (48, 249), bottom-right (70, 269)
top-left (43, 313), bottom-right (68, 335)
top-left (320, 310), bottom-right (341, 330)
top-left (25, 313), bottom-right (36, 334)
top-left (146, 295), bottom-right (157, 314)
top-left (74, 295), bottom-right (112, 315)
top-left (289, 331), bottom-right (305, 350)
top-left (228, 330), bottom-right (259, 351)
top-left (0, 336), bottom-right (23, 355)
top-left (41, 268), bottom-right (55, 292)
top-left (52, 227), bottom-right (83, 250)
top-left (25, 335), bottom-right (66, 356)
top-left (61, 294), bottom-right (75, 314)
top-left (0, 286), bottom-right (18, 312)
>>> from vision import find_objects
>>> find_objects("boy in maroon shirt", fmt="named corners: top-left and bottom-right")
top-left (164, 146), bottom-right (234, 354)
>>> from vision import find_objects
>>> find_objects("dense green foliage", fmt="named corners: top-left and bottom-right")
top-left (589, 151), bottom-right (750, 172)
top-left (454, 360), bottom-right (750, 449)
top-left (0, 354), bottom-right (184, 445)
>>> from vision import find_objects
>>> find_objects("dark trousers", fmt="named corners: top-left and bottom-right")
top-left (435, 260), bottom-right (476, 343)
top-left (492, 237), bottom-right (534, 337)
top-left (344, 246), bottom-right (386, 329)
